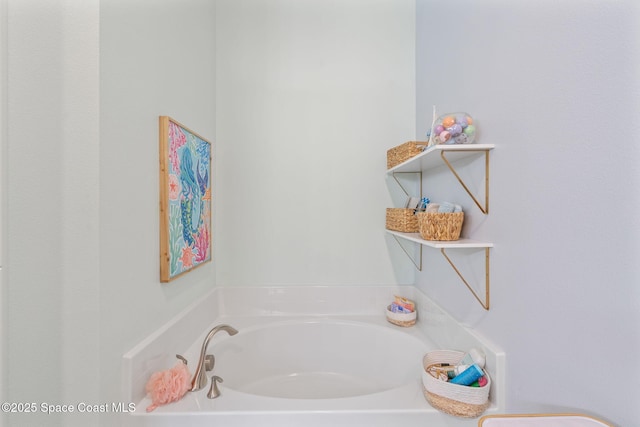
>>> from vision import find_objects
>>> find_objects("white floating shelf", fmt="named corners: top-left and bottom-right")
top-left (385, 142), bottom-right (495, 310)
top-left (387, 143), bottom-right (495, 174)
top-left (386, 230), bottom-right (493, 249)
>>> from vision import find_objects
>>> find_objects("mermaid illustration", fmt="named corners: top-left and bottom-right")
top-left (179, 148), bottom-right (206, 246)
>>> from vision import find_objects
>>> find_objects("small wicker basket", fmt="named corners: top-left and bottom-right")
top-left (386, 208), bottom-right (419, 232)
top-left (387, 141), bottom-right (428, 169)
top-left (417, 212), bottom-right (464, 241)
top-left (385, 305), bottom-right (416, 327)
top-left (422, 350), bottom-right (491, 418)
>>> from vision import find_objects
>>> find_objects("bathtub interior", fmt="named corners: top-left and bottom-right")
top-left (211, 319), bottom-right (431, 399)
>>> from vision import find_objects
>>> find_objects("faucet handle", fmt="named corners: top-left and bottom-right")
top-left (176, 354), bottom-right (188, 365)
top-left (207, 375), bottom-right (223, 399)
top-left (204, 354), bottom-right (215, 371)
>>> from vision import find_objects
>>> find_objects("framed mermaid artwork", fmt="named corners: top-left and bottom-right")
top-left (159, 116), bottom-right (212, 282)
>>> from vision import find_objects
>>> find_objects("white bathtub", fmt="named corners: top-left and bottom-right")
top-left (213, 318), bottom-right (429, 399)
top-left (124, 286), bottom-right (504, 427)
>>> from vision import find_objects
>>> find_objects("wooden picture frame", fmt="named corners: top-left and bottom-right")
top-left (159, 116), bottom-right (212, 282)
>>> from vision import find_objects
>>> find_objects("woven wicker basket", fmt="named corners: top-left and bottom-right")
top-left (387, 141), bottom-right (428, 169)
top-left (422, 350), bottom-right (491, 418)
top-left (386, 208), bottom-right (419, 232)
top-left (417, 212), bottom-right (464, 241)
top-left (385, 305), bottom-right (416, 327)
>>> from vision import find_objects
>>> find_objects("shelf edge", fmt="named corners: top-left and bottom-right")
top-left (386, 143), bottom-right (495, 175)
top-left (385, 230), bottom-right (493, 249)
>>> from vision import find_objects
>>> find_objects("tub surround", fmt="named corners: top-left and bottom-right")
top-left (123, 286), bottom-right (505, 427)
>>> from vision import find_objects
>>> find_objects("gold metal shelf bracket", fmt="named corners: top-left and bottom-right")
top-left (440, 150), bottom-right (490, 214)
top-left (391, 234), bottom-right (422, 271)
top-left (440, 247), bottom-right (490, 310)
top-left (391, 171), bottom-right (422, 199)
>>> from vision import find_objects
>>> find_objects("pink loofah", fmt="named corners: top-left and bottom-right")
top-left (145, 360), bottom-right (191, 412)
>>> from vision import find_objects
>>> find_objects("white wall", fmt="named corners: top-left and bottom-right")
top-left (99, 0), bottom-right (216, 415)
top-left (2, 1), bottom-right (216, 426)
top-left (0, 0), bottom-right (6, 415)
top-left (415, 1), bottom-right (640, 426)
top-left (4, 1), bottom-right (100, 426)
top-left (215, 0), bottom-right (416, 286)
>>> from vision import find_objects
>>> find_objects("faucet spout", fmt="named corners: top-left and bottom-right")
top-left (190, 324), bottom-right (238, 392)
